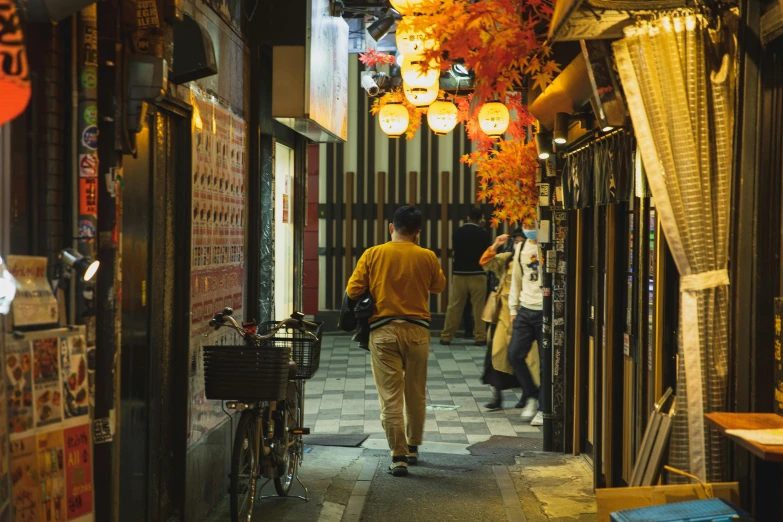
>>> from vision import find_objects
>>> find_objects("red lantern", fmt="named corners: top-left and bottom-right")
top-left (0, 0), bottom-right (31, 126)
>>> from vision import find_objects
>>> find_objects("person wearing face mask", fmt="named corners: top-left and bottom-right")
top-left (478, 230), bottom-right (541, 411)
top-left (507, 225), bottom-right (545, 426)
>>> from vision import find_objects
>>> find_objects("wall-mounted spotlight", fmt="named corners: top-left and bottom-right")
top-left (451, 63), bottom-right (471, 79)
top-left (554, 112), bottom-right (569, 145)
top-left (536, 132), bottom-right (553, 160)
top-left (60, 249), bottom-right (100, 282)
top-left (367, 15), bottom-right (395, 42)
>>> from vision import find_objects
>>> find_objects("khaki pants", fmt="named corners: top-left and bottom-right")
top-left (369, 322), bottom-right (430, 457)
top-left (440, 274), bottom-right (487, 342)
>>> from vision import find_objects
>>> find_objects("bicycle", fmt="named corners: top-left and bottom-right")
top-left (202, 307), bottom-right (323, 522)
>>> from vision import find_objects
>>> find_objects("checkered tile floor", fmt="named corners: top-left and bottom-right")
top-left (303, 334), bottom-right (542, 444)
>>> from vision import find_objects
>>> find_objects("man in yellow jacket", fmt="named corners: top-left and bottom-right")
top-left (346, 206), bottom-right (447, 477)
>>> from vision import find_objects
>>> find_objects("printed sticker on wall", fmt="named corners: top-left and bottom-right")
top-left (64, 424), bottom-right (92, 520)
top-left (79, 154), bottom-right (98, 178)
top-left (82, 106), bottom-right (97, 126)
top-left (10, 435), bottom-right (39, 522)
top-left (60, 337), bottom-right (88, 419)
top-left (32, 338), bottom-right (62, 428)
top-left (81, 126), bottom-right (98, 151)
top-left (37, 430), bottom-right (66, 521)
top-left (5, 340), bottom-right (32, 434)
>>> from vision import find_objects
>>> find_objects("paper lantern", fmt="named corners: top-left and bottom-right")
top-left (400, 53), bottom-right (439, 89)
top-left (403, 83), bottom-right (438, 107)
top-left (0, 0), bottom-right (31, 126)
top-left (395, 25), bottom-right (438, 56)
top-left (427, 100), bottom-right (458, 136)
top-left (389, 0), bottom-right (426, 15)
top-left (378, 103), bottom-right (409, 138)
top-left (478, 102), bottom-right (510, 139)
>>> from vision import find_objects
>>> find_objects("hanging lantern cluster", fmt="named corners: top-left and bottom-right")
top-left (374, 3), bottom-right (510, 140)
top-left (376, 2), bottom-right (454, 138)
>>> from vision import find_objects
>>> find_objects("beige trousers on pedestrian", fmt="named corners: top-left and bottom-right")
top-left (440, 274), bottom-right (487, 342)
top-left (369, 322), bottom-right (430, 457)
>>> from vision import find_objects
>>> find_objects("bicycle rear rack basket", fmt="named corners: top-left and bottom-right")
top-left (203, 344), bottom-right (290, 401)
top-left (257, 321), bottom-right (324, 380)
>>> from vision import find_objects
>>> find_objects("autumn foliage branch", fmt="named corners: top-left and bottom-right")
top-left (373, 0), bottom-right (557, 225)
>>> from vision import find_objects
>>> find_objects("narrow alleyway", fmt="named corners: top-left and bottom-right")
top-left (207, 334), bottom-right (597, 521)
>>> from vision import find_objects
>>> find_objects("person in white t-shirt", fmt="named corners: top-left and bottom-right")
top-left (508, 227), bottom-right (544, 426)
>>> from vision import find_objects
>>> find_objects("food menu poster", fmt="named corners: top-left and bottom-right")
top-left (188, 91), bottom-right (247, 447)
top-left (6, 334), bottom-right (89, 437)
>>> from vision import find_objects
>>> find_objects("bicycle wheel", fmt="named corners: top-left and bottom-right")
top-left (231, 410), bottom-right (258, 522)
top-left (274, 381), bottom-right (299, 496)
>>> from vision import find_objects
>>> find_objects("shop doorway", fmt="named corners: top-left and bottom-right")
top-left (275, 142), bottom-right (295, 319)
top-left (119, 104), bottom-right (189, 522)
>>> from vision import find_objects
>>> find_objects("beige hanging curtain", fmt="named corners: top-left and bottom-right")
top-left (612, 13), bottom-right (735, 482)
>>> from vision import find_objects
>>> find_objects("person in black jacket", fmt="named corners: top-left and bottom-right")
top-left (439, 208), bottom-right (491, 345)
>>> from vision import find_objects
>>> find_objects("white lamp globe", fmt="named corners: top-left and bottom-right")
top-left (478, 101), bottom-right (510, 139)
top-left (379, 103), bottom-right (409, 138)
top-left (403, 83), bottom-right (439, 107)
top-left (427, 100), bottom-right (458, 135)
top-left (400, 53), bottom-right (440, 89)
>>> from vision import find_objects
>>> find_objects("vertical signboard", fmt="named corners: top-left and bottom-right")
top-left (775, 298), bottom-right (783, 415)
top-left (188, 92), bottom-right (247, 446)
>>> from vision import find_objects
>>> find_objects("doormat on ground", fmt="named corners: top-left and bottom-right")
top-left (303, 434), bottom-right (370, 447)
top-left (467, 435), bottom-right (543, 463)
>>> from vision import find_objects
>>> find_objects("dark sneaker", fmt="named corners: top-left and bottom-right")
top-left (439, 340), bottom-right (451, 345)
top-left (389, 461), bottom-right (409, 476)
top-left (475, 340), bottom-right (487, 346)
top-left (485, 399), bottom-right (502, 411)
top-left (406, 446), bottom-right (419, 465)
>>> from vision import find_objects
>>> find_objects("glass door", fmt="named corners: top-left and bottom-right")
top-left (274, 143), bottom-right (295, 319)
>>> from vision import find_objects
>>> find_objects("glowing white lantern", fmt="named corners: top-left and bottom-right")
top-left (395, 26), bottom-right (438, 56)
top-left (400, 53), bottom-right (439, 89)
top-left (403, 83), bottom-right (438, 107)
top-left (427, 100), bottom-right (458, 135)
top-left (478, 101), bottom-right (510, 138)
top-left (379, 103), bottom-right (409, 138)
top-left (389, 0), bottom-right (426, 15)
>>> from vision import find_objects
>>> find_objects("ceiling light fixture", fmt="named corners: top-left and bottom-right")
top-left (451, 63), bottom-right (470, 78)
top-left (554, 112), bottom-right (569, 145)
top-left (536, 132), bottom-right (553, 160)
top-left (367, 15), bottom-right (395, 42)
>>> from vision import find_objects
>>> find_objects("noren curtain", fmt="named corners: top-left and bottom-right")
top-left (613, 14), bottom-right (735, 482)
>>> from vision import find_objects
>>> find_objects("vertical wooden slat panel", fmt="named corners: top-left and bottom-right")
top-left (409, 171), bottom-right (417, 206)
top-left (335, 144), bottom-right (345, 303)
top-left (345, 172), bottom-right (354, 280)
top-left (377, 171), bottom-right (386, 243)
top-left (440, 171), bottom-right (450, 311)
top-left (325, 144), bottom-right (335, 309)
top-left (399, 139), bottom-right (407, 203)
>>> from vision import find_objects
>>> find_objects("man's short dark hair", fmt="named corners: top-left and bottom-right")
top-left (392, 206), bottom-right (423, 235)
top-left (469, 208), bottom-right (485, 222)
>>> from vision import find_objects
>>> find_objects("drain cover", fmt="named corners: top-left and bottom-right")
top-left (426, 404), bottom-right (461, 411)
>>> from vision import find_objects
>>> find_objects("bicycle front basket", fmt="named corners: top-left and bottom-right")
top-left (203, 344), bottom-right (290, 401)
top-left (257, 321), bottom-right (324, 380)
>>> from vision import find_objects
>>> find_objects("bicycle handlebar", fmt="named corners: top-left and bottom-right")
top-left (208, 308), bottom-right (318, 341)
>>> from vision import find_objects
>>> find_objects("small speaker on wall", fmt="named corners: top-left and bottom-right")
top-left (580, 39), bottom-right (629, 130)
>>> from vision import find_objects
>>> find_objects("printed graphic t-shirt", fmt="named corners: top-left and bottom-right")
top-left (519, 240), bottom-right (543, 311)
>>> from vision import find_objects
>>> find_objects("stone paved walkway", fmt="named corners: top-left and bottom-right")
top-left (303, 334), bottom-right (542, 444)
